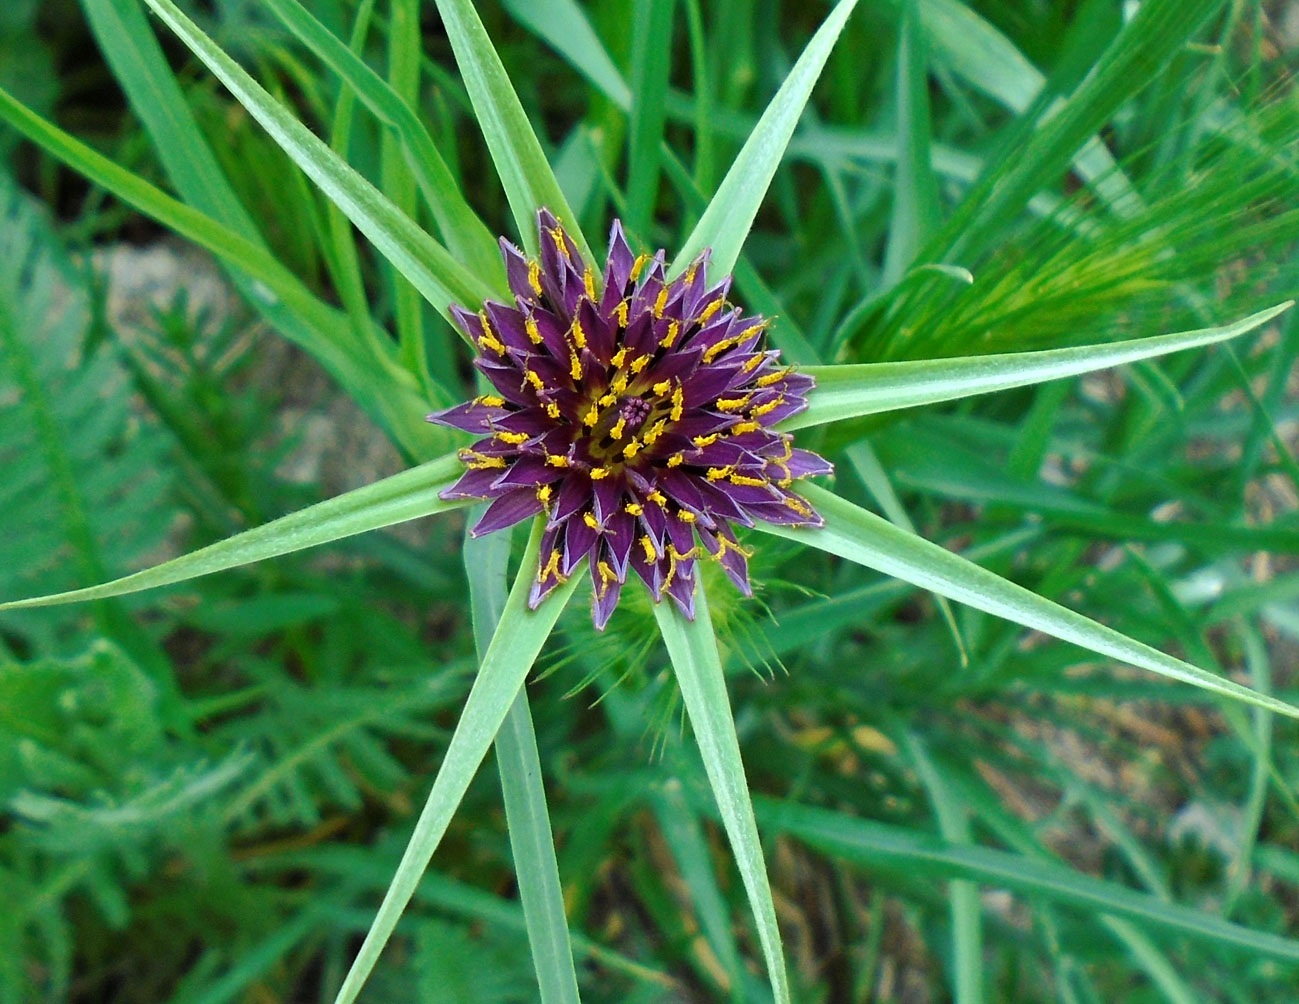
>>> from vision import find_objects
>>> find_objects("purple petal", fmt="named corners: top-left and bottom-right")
top-left (784, 448), bottom-right (833, 479)
top-left (426, 399), bottom-right (510, 434)
top-left (441, 465), bottom-right (512, 501)
top-left (563, 514), bottom-right (600, 574)
top-left (471, 487), bottom-right (545, 536)
top-left (501, 238), bottom-right (541, 304)
top-left (664, 557), bottom-right (697, 619)
top-left (590, 561), bottom-right (623, 630)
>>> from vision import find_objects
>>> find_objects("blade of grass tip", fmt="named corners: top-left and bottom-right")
top-left (845, 441), bottom-right (968, 665)
top-left (261, 0), bottom-right (504, 287)
top-left (671, 0), bottom-right (859, 278)
top-left (787, 303), bottom-right (1294, 431)
top-left (1222, 626), bottom-right (1273, 917)
top-left (652, 583), bottom-right (791, 1004)
top-left (681, 0), bottom-right (714, 195)
top-left (758, 484), bottom-right (1299, 720)
top-left (0, 455), bottom-right (467, 611)
top-left (138, 0), bottom-right (496, 325)
top-left (626, 0), bottom-right (675, 236)
top-left (903, 735), bottom-right (983, 1004)
top-left (881, 0), bottom-right (939, 289)
top-left (464, 520), bottom-right (583, 1004)
top-left (432, 0), bottom-right (595, 264)
top-left (334, 517), bottom-right (582, 1004)
top-left (757, 797), bottom-right (1299, 964)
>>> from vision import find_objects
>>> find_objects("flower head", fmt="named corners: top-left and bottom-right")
top-left (430, 209), bottom-right (832, 629)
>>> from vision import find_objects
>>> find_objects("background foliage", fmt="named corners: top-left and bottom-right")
top-left (2, 1), bottom-right (1299, 1002)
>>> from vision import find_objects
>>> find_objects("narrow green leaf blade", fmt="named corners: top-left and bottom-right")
top-left (432, 0), bottom-right (595, 263)
top-left (756, 484), bottom-right (1299, 719)
top-left (787, 303), bottom-right (1293, 431)
top-left (653, 584), bottom-right (790, 1004)
top-left (0, 455), bottom-right (468, 610)
top-left (464, 523), bottom-right (583, 1004)
top-left (334, 518), bottom-right (581, 1004)
top-left (139, 0), bottom-right (496, 322)
top-left (759, 797), bottom-right (1299, 963)
top-left (672, 0), bottom-right (858, 278)
top-left (626, 0), bottom-right (675, 236)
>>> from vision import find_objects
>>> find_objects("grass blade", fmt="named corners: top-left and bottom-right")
top-left (139, 0), bottom-right (496, 323)
top-left (653, 583), bottom-right (790, 1004)
top-left (756, 484), bottom-right (1299, 720)
top-left (758, 797), bottom-right (1299, 964)
top-left (626, 0), bottom-right (675, 236)
top-left (787, 302), bottom-right (1293, 431)
top-left (432, 0), bottom-right (594, 263)
top-left (464, 523), bottom-right (583, 1004)
top-left (500, 0), bottom-right (631, 109)
top-left (0, 455), bottom-right (467, 610)
top-left (334, 518), bottom-right (581, 1004)
top-left (671, 0), bottom-right (858, 278)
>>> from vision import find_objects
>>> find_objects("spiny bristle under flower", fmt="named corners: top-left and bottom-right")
top-left (429, 208), bottom-right (832, 629)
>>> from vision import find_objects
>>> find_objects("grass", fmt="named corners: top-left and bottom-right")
top-left (1, 1), bottom-right (1298, 1002)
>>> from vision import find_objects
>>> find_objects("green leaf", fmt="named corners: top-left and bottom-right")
top-left (432, 0), bottom-right (595, 264)
top-left (334, 518), bottom-right (581, 1004)
top-left (0, 455), bottom-right (468, 611)
top-left (756, 484), bottom-right (1299, 720)
top-left (653, 584), bottom-right (789, 1004)
top-left (759, 797), bottom-right (1299, 964)
top-left (260, 0), bottom-right (503, 287)
top-left (500, 0), bottom-right (631, 110)
top-left (464, 522), bottom-right (582, 1004)
top-left (671, 0), bottom-right (858, 278)
top-left (138, 0), bottom-right (496, 323)
top-left (626, 0), bottom-right (675, 236)
top-left (787, 302), bottom-right (1294, 431)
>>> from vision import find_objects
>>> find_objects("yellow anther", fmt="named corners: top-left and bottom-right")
top-left (653, 286), bottom-right (670, 318)
top-left (583, 404), bottom-right (600, 426)
top-left (583, 512), bottom-right (601, 530)
top-left (599, 392), bottom-right (618, 407)
top-left (670, 386), bottom-right (684, 422)
top-left (678, 510), bottom-right (696, 523)
top-left (570, 316), bottom-right (587, 349)
top-left (647, 489), bottom-right (667, 505)
top-left (652, 380), bottom-right (671, 396)
top-left (750, 396), bottom-right (785, 418)
top-left (698, 299), bottom-right (724, 324)
top-left (784, 495), bottom-right (813, 517)
top-left (495, 431), bottom-right (529, 445)
top-left (692, 433), bottom-right (719, 448)
top-left (684, 261), bottom-right (699, 285)
top-left (623, 440), bottom-right (642, 459)
top-left (478, 312), bottom-right (506, 355)
top-left (716, 395), bottom-right (752, 412)
top-left (730, 421), bottom-right (760, 435)
top-left (615, 300), bottom-right (630, 327)
top-left (707, 465), bottom-right (735, 481)
top-left (525, 370), bottom-right (546, 392)
top-left (610, 418), bottom-right (627, 441)
top-left (525, 315), bottom-right (544, 344)
top-left (756, 366), bottom-right (793, 387)
top-left (630, 355), bottom-right (649, 373)
top-left (461, 450), bottom-right (506, 470)
top-left (643, 419), bottom-right (667, 444)
top-left (589, 467), bottom-right (610, 480)
top-left (570, 350), bottom-right (583, 381)
top-left (536, 484), bottom-right (553, 505)
top-left (596, 560), bottom-right (617, 598)
top-left (630, 253), bottom-right (650, 282)
top-left (475, 394), bottom-right (505, 407)
top-left (742, 352), bottom-right (766, 373)
top-left (610, 347), bottom-right (628, 368)
top-left (583, 267), bottom-right (596, 301)
top-left (546, 454), bottom-right (570, 467)
top-left (625, 502), bottom-right (644, 516)
top-left (711, 535), bottom-right (754, 562)
top-left (611, 371), bottom-right (630, 395)
top-left (667, 453), bottom-right (684, 467)
top-left (659, 320), bottom-right (680, 348)
top-left (528, 259), bottom-right (543, 296)
top-left (537, 547), bottom-right (563, 583)
top-left (546, 402), bottom-right (561, 419)
top-left (548, 225), bottom-right (567, 255)
top-left (728, 473), bottom-right (767, 487)
top-left (640, 535), bottom-right (657, 562)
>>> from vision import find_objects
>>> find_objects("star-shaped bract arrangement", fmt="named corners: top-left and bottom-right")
top-left (430, 209), bottom-right (832, 629)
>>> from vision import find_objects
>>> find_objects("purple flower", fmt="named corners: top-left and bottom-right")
top-left (430, 209), bottom-right (832, 629)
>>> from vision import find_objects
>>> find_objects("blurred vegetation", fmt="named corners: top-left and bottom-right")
top-left (2, 1), bottom-right (1299, 1002)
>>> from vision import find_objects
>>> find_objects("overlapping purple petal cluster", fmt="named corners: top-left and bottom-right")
top-left (430, 210), bottom-right (831, 628)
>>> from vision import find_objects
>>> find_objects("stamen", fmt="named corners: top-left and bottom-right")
top-left (647, 489), bottom-right (667, 505)
top-left (698, 299), bottom-right (724, 324)
top-left (570, 350), bottom-right (583, 381)
top-left (730, 421), bottom-right (760, 435)
top-left (546, 454), bottom-right (570, 467)
top-left (589, 467), bottom-right (610, 479)
top-left (728, 473), bottom-right (767, 487)
top-left (706, 466), bottom-right (733, 481)
top-left (716, 395), bottom-right (752, 411)
top-left (615, 300), bottom-right (630, 327)
top-left (630, 253), bottom-right (650, 282)
top-left (528, 260), bottom-right (543, 296)
top-left (659, 320), bottom-right (680, 348)
top-left (536, 484), bottom-right (553, 505)
top-left (678, 510), bottom-right (696, 523)
top-left (692, 433), bottom-right (719, 448)
top-left (495, 431), bottom-right (530, 445)
top-left (546, 402), bottom-right (562, 419)
top-left (670, 386), bottom-right (684, 422)
top-left (583, 267), bottom-right (597, 301)
top-left (750, 396), bottom-right (786, 418)
top-left (583, 404), bottom-right (600, 426)
top-left (653, 286), bottom-right (670, 318)
top-left (640, 535), bottom-right (657, 562)
top-left (525, 370), bottom-right (546, 392)
top-left (652, 380), bottom-right (671, 396)
top-left (623, 440), bottom-right (642, 458)
top-left (610, 347), bottom-right (628, 368)
top-left (756, 366), bottom-right (794, 387)
top-left (784, 496), bottom-right (813, 517)
top-left (666, 453), bottom-right (684, 467)
top-left (630, 355), bottom-right (650, 373)
top-left (570, 315), bottom-right (587, 349)
top-left (583, 512), bottom-right (601, 530)
top-left (596, 560), bottom-right (616, 598)
top-left (525, 315), bottom-right (543, 344)
top-left (625, 502), bottom-right (644, 516)
top-left (609, 418), bottom-right (627, 440)
top-left (537, 547), bottom-right (564, 583)
top-left (478, 311), bottom-right (506, 355)
top-left (474, 394), bottom-right (505, 407)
